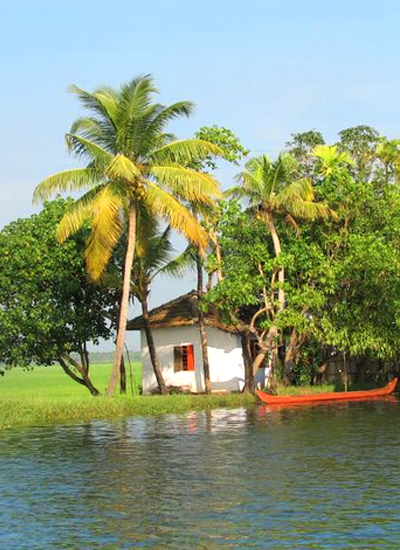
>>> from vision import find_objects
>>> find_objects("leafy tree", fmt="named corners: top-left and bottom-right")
top-left (192, 125), bottom-right (249, 170)
top-left (205, 200), bottom-right (328, 391)
top-left (33, 75), bottom-right (221, 395)
top-left (226, 154), bottom-right (332, 386)
top-left (376, 138), bottom-right (400, 184)
top-left (0, 199), bottom-right (117, 395)
top-left (230, 153), bottom-right (331, 335)
top-left (285, 130), bottom-right (325, 177)
top-left (337, 125), bottom-right (380, 181)
top-left (310, 165), bottom-right (400, 368)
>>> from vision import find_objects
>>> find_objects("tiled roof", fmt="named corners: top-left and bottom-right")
top-left (127, 290), bottom-right (241, 333)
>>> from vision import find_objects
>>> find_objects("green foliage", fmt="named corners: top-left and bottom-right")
top-left (376, 138), bottom-right (400, 184)
top-left (205, 201), bottom-right (323, 333)
top-left (285, 130), bottom-right (325, 177)
top-left (206, 128), bottom-right (400, 383)
top-left (337, 125), bottom-right (380, 181)
top-left (193, 125), bottom-right (249, 170)
top-left (309, 169), bottom-right (400, 360)
top-left (0, 199), bottom-right (117, 368)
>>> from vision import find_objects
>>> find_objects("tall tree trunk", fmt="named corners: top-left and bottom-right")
top-left (141, 296), bottom-right (168, 394)
top-left (252, 350), bottom-right (268, 376)
top-left (241, 332), bottom-right (254, 393)
top-left (283, 328), bottom-right (298, 385)
top-left (209, 230), bottom-right (223, 282)
top-left (114, 295), bottom-right (127, 395)
top-left (268, 219), bottom-right (285, 311)
top-left (107, 205), bottom-right (137, 396)
top-left (197, 251), bottom-right (211, 394)
top-left (267, 325), bottom-right (280, 392)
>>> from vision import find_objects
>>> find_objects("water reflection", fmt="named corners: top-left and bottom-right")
top-left (0, 399), bottom-right (400, 548)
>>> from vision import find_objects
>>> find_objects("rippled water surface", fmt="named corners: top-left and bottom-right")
top-left (1, 399), bottom-right (400, 549)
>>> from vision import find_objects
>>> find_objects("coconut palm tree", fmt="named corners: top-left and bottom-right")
top-left (228, 153), bottom-right (333, 378)
top-left (33, 75), bottom-right (221, 395)
top-left (231, 153), bottom-right (332, 310)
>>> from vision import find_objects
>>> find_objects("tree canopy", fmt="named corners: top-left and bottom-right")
top-left (0, 199), bottom-right (117, 394)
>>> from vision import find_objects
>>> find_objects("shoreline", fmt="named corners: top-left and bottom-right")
top-left (0, 393), bottom-right (257, 430)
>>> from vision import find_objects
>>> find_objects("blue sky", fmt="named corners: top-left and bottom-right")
top-left (1, 0), bottom-right (400, 345)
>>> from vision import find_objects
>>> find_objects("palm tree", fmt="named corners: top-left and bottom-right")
top-left (131, 214), bottom-right (192, 394)
top-left (313, 145), bottom-right (354, 178)
top-left (231, 154), bottom-right (332, 310)
top-left (33, 75), bottom-right (221, 395)
top-left (229, 153), bottom-right (333, 378)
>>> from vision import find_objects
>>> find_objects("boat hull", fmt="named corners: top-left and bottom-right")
top-left (255, 377), bottom-right (398, 405)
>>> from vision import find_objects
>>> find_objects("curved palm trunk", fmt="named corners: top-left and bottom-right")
top-left (197, 251), bottom-right (211, 394)
top-left (107, 205), bottom-right (137, 396)
top-left (141, 297), bottom-right (168, 394)
top-left (268, 219), bottom-right (285, 311)
top-left (209, 230), bottom-right (224, 283)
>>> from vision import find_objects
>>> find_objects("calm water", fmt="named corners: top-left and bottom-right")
top-left (0, 399), bottom-right (399, 549)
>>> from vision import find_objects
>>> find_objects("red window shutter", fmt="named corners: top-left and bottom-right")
top-left (186, 345), bottom-right (195, 371)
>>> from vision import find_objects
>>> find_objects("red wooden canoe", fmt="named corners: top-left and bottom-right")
top-left (255, 377), bottom-right (398, 405)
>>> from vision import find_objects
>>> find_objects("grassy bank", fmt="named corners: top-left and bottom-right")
top-left (0, 364), bottom-right (342, 430)
top-left (0, 393), bottom-right (256, 430)
top-left (0, 363), bottom-right (255, 429)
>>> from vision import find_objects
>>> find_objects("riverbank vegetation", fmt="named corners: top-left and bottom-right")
top-left (1, 75), bottom-right (400, 398)
top-left (0, 393), bottom-right (256, 430)
top-left (0, 364), bottom-right (256, 429)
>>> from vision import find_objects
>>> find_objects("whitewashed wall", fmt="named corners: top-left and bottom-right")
top-left (140, 325), bottom-right (245, 393)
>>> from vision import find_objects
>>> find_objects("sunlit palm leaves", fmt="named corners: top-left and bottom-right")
top-left (230, 153), bottom-right (332, 223)
top-left (33, 74), bottom-right (222, 394)
top-left (34, 74), bottom-right (221, 281)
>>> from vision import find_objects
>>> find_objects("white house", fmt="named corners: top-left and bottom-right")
top-left (128, 291), bottom-right (252, 394)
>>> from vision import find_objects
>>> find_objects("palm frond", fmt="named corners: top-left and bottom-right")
top-left (117, 75), bottom-right (158, 126)
top-left (33, 168), bottom-right (99, 204)
top-left (145, 182), bottom-right (208, 249)
top-left (277, 177), bottom-right (314, 205)
top-left (154, 244), bottom-right (195, 280)
top-left (141, 226), bottom-right (175, 273)
top-left (276, 177), bottom-right (334, 220)
top-left (150, 166), bottom-right (220, 202)
top-left (106, 154), bottom-right (140, 182)
top-left (68, 85), bottom-right (118, 127)
top-left (66, 133), bottom-right (113, 163)
top-left (146, 101), bottom-right (194, 135)
top-left (224, 184), bottom-right (251, 200)
top-left (242, 169), bottom-right (267, 198)
top-left (56, 186), bottom-right (104, 242)
top-left (84, 186), bottom-right (125, 280)
top-left (150, 139), bottom-right (223, 166)
top-left (70, 117), bottom-right (117, 153)
top-left (287, 199), bottom-right (333, 220)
